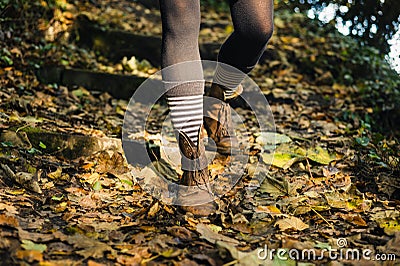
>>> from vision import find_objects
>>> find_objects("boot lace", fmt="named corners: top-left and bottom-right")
top-left (191, 150), bottom-right (213, 194)
top-left (215, 102), bottom-right (229, 140)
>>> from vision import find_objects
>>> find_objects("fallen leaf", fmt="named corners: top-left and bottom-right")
top-left (377, 218), bottom-right (400, 236)
top-left (18, 229), bottom-right (54, 242)
top-left (324, 191), bottom-right (349, 209)
top-left (21, 240), bottom-right (47, 252)
top-left (261, 143), bottom-right (305, 169)
top-left (196, 223), bottom-right (239, 245)
top-left (262, 143), bottom-right (336, 169)
top-left (275, 216), bottom-right (309, 231)
top-left (92, 180), bottom-right (102, 191)
top-left (0, 213), bottom-right (19, 227)
top-left (259, 176), bottom-right (288, 198)
top-left (147, 201), bottom-right (160, 218)
top-left (380, 232), bottom-right (400, 257)
top-left (346, 198), bottom-right (372, 212)
top-left (338, 213), bottom-right (367, 227)
top-left (216, 241), bottom-right (269, 266)
top-left (160, 248), bottom-right (182, 258)
top-left (95, 151), bottom-right (128, 176)
top-left (15, 249), bottom-right (43, 263)
top-left (87, 260), bottom-right (105, 266)
top-left (167, 226), bottom-right (193, 241)
top-left (256, 205), bottom-right (282, 215)
top-left (256, 132), bottom-right (291, 146)
top-left (191, 254), bottom-right (217, 266)
top-left (78, 193), bottom-right (99, 209)
top-left (47, 167), bottom-right (62, 179)
top-left (54, 232), bottom-right (114, 259)
top-left (0, 203), bottom-right (18, 214)
top-left (305, 146), bottom-right (336, 165)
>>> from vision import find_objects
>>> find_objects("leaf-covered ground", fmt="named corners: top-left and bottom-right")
top-left (0, 0), bottom-right (399, 265)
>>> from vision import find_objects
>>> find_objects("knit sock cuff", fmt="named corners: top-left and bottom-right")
top-left (213, 64), bottom-right (246, 90)
top-left (164, 80), bottom-right (205, 97)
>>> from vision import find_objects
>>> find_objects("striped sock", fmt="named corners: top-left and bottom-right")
top-left (167, 94), bottom-right (203, 145)
top-left (214, 64), bottom-right (246, 98)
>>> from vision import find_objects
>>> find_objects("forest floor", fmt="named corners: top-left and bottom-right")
top-left (0, 0), bottom-right (399, 265)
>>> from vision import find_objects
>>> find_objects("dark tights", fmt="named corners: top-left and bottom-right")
top-left (159, 0), bottom-right (274, 77)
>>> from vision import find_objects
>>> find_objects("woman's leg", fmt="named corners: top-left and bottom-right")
top-left (204, 0), bottom-right (274, 155)
top-left (159, 0), bottom-right (215, 216)
top-left (214, 0), bottom-right (274, 95)
top-left (159, 0), bottom-right (204, 145)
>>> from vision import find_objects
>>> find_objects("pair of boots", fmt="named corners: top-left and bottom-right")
top-left (176, 83), bottom-right (243, 217)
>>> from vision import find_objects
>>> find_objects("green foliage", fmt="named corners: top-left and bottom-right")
top-left (200, 0), bottom-right (229, 12)
top-left (276, 10), bottom-right (400, 133)
top-left (0, 0), bottom-right (27, 11)
top-left (277, 0), bottom-right (400, 54)
top-left (0, 0), bottom-right (10, 9)
top-left (0, 48), bottom-right (13, 66)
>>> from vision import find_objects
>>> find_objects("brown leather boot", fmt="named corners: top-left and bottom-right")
top-left (204, 83), bottom-right (243, 155)
top-left (176, 130), bottom-right (216, 217)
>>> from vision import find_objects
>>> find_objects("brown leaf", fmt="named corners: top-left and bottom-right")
top-left (196, 223), bottom-right (239, 245)
top-left (147, 201), bottom-right (160, 218)
top-left (132, 232), bottom-right (147, 244)
top-left (18, 229), bottom-right (54, 242)
top-left (95, 151), bottom-right (128, 175)
top-left (116, 254), bottom-right (143, 265)
top-left (338, 213), bottom-right (367, 227)
top-left (54, 232), bottom-right (114, 259)
top-left (0, 164), bottom-right (41, 193)
top-left (380, 232), bottom-right (400, 257)
top-left (275, 216), bottom-right (309, 231)
top-left (78, 193), bottom-right (99, 209)
top-left (192, 254), bottom-right (217, 266)
top-left (15, 172), bottom-right (42, 193)
top-left (167, 226), bottom-right (193, 241)
top-left (0, 213), bottom-right (19, 228)
top-left (15, 249), bottom-right (43, 263)
top-left (230, 222), bottom-right (252, 234)
top-left (0, 203), bottom-right (18, 215)
top-left (87, 260), bottom-right (105, 266)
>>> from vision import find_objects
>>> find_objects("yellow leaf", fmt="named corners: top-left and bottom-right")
top-left (324, 191), bottom-right (349, 209)
top-left (378, 219), bottom-right (400, 236)
top-left (274, 17), bottom-right (285, 28)
top-left (82, 172), bottom-right (100, 185)
top-left (280, 36), bottom-right (300, 44)
top-left (147, 201), bottom-right (160, 218)
top-left (275, 216), bottom-right (309, 231)
top-left (225, 24), bottom-right (234, 34)
top-left (306, 146), bottom-right (336, 165)
top-left (262, 143), bottom-right (305, 169)
top-left (47, 167), bottom-right (62, 179)
top-left (346, 198), bottom-right (372, 212)
top-left (256, 205), bottom-right (282, 214)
